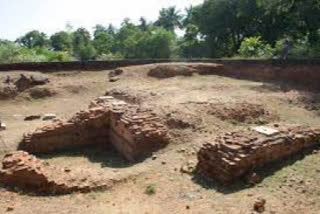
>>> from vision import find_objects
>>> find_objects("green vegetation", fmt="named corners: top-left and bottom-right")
top-left (144, 184), bottom-right (156, 195)
top-left (238, 37), bottom-right (274, 58)
top-left (0, 0), bottom-right (319, 63)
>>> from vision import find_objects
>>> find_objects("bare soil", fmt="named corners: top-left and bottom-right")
top-left (1, 63), bottom-right (320, 214)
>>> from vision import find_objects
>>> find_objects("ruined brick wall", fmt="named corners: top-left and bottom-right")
top-left (197, 126), bottom-right (320, 184)
top-left (0, 151), bottom-right (113, 194)
top-left (19, 107), bottom-right (111, 153)
top-left (109, 104), bottom-right (168, 161)
top-left (19, 97), bottom-right (168, 161)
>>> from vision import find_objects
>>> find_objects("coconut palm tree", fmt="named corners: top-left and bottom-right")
top-left (155, 6), bottom-right (182, 32)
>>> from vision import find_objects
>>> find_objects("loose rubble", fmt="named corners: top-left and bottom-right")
top-left (0, 151), bottom-right (113, 194)
top-left (197, 125), bottom-right (320, 184)
top-left (109, 68), bottom-right (124, 78)
top-left (19, 96), bottom-right (168, 161)
top-left (0, 85), bottom-right (18, 100)
top-left (207, 102), bottom-right (275, 124)
top-left (14, 74), bottom-right (49, 92)
top-left (105, 88), bottom-right (144, 104)
top-left (27, 87), bottom-right (57, 99)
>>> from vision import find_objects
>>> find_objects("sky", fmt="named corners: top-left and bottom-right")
top-left (0, 0), bottom-right (204, 41)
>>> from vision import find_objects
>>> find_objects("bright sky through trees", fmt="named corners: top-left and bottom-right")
top-left (0, 0), bottom-right (204, 40)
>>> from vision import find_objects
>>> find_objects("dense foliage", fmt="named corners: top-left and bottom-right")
top-left (0, 0), bottom-right (319, 63)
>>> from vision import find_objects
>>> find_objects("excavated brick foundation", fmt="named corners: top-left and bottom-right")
top-left (19, 96), bottom-right (168, 161)
top-left (0, 151), bottom-right (114, 194)
top-left (197, 125), bottom-right (320, 184)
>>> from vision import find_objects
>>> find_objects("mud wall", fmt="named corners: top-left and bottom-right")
top-left (0, 59), bottom-right (320, 89)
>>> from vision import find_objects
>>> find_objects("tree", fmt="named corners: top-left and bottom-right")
top-left (72, 28), bottom-right (91, 48)
top-left (139, 17), bottom-right (149, 31)
top-left (77, 44), bottom-right (97, 61)
top-left (50, 31), bottom-right (72, 51)
top-left (16, 30), bottom-right (49, 48)
top-left (93, 25), bottom-right (115, 55)
top-left (238, 36), bottom-right (274, 58)
top-left (136, 27), bottom-right (175, 58)
top-left (179, 24), bottom-right (209, 58)
top-left (115, 19), bottom-right (142, 58)
top-left (155, 7), bottom-right (182, 32)
top-left (107, 24), bottom-right (116, 35)
top-left (257, 0), bottom-right (320, 44)
top-left (72, 28), bottom-right (96, 61)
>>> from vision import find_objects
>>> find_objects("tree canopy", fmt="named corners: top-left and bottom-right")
top-left (0, 0), bottom-right (319, 63)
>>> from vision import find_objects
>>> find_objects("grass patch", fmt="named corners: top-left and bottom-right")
top-left (144, 184), bottom-right (156, 195)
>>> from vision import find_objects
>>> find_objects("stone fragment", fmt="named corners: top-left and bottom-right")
top-left (252, 126), bottom-right (279, 136)
top-left (109, 77), bottom-right (120, 82)
top-left (42, 114), bottom-right (57, 121)
top-left (180, 161), bottom-right (196, 174)
top-left (0, 122), bottom-right (6, 131)
top-left (6, 206), bottom-right (14, 212)
top-left (24, 115), bottom-right (41, 121)
top-left (246, 172), bottom-right (262, 185)
top-left (108, 68), bottom-right (124, 78)
top-left (254, 198), bottom-right (266, 213)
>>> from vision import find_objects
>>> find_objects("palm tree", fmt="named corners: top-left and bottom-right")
top-left (155, 7), bottom-right (182, 32)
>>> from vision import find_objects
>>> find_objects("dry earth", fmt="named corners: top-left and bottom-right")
top-left (1, 63), bottom-right (320, 213)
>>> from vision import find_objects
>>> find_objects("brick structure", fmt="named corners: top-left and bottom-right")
top-left (19, 96), bottom-right (168, 161)
top-left (0, 151), bottom-right (113, 194)
top-left (109, 104), bottom-right (168, 161)
top-left (197, 126), bottom-right (320, 184)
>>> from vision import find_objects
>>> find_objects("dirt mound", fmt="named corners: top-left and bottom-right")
top-left (26, 87), bottom-right (57, 99)
top-left (0, 84), bottom-right (18, 100)
top-left (0, 151), bottom-right (113, 194)
top-left (148, 63), bottom-right (223, 79)
top-left (148, 64), bottom-right (195, 78)
top-left (208, 102), bottom-right (275, 124)
top-left (197, 125), bottom-right (320, 184)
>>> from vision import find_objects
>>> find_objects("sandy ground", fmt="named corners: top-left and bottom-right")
top-left (0, 64), bottom-right (320, 213)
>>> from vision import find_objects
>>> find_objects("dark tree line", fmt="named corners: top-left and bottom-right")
top-left (1, 0), bottom-right (320, 63)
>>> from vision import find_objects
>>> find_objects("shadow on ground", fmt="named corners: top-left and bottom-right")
top-left (39, 145), bottom-right (134, 169)
top-left (192, 146), bottom-right (319, 194)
